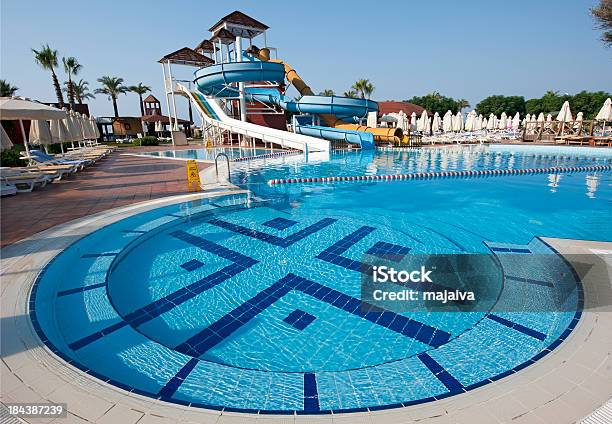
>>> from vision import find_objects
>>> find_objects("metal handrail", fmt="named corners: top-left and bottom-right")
top-left (215, 153), bottom-right (231, 182)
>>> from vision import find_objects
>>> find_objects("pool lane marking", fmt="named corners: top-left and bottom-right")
top-left (81, 252), bottom-right (118, 258)
top-left (267, 164), bottom-right (612, 185)
top-left (505, 275), bottom-right (554, 288)
top-left (486, 314), bottom-right (547, 341)
top-left (57, 282), bottom-right (106, 297)
top-left (67, 231), bottom-right (258, 351)
top-left (157, 358), bottom-right (199, 399)
top-left (417, 353), bottom-right (464, 393)
top-left (303, 373), bottom-right (320, 412)
top-left (207, 217), bottom-right (337, 248)
top-left (172, 273), bottom-right (451, 358)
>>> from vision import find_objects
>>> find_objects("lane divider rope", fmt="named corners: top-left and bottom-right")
top-left (267, 165), bottom-right (612, 186)
top-left (233, 150), bottom-right (302, 162)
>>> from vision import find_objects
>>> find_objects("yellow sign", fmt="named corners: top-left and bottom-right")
top-left (186, 160), bottom-right (201, 191)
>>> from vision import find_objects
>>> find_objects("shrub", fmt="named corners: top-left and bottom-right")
top-left (136, 136), bottom-right (159, 146)
top-left (0, 145), bottom-right (26, 167)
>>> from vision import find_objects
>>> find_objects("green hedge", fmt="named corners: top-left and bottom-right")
top-left (0, 145), bottom-right (26, 167)
top-left (136, 136), bottom-right (159, 146)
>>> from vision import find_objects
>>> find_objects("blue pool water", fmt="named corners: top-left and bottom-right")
top-left (141, 147), bottom-right (270, 161)
top-left (31, 146), bottom-right (611, 413)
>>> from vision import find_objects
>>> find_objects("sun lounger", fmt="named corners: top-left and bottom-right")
top-left (0, 168), bottom-right (50, 192)
top-left (1, 182), bottom-right (17, 196)
top-left (27, 150), bottom-right (91, 168)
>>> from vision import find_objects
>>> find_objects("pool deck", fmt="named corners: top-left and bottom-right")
top-left (1, 184), bottom-right (610, 423)
top-left (0, 145), bottom-right (209, 248)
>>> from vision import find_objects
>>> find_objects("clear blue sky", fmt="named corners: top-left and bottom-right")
top-left (2, 0), bottom-right (611, 118)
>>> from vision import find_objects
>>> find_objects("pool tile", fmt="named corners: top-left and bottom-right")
top-left (180, 259), bottom-right (205, 271)
top-left (263, 217), bottom-right (298, 230)
top-left (366, 241), bottom-right (411, 262)
top-left (283, 309), bottom-right (316, 330)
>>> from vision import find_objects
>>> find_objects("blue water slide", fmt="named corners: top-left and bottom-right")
top-left (244, 88), bottom-right (375, 148)
top-left (193, 61), bottom-right (376, 149)
top-left (194, 61), bottom-right (285, 98)
top-left (292, 116), bottom-right (375, 148)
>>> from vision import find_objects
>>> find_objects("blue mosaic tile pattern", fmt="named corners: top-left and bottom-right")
top-left (208, 217), bottom-right (336, 248)
top-left (180, 259), bottom-right (205, 271)
top-left (283, 309), bottom-right (316, 330)
top-left (487, 314), bottom-right (547, 341)
top-left (366, 241), bottom-right (411, 262)
top-left (28, 190), bottom-right (587, 414)
top-left (263, 217), bottom-right (298, 230)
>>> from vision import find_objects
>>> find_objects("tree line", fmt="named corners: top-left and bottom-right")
top-left (405, 90), bottom-right (611, 120)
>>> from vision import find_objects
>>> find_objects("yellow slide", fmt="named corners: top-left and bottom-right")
top-left (249, 47), bottom-right (404, 143)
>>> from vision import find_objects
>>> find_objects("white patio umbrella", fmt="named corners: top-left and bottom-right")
top-left (431, 112), bottom-right (442, 133)
top-left (67, 110), bottom-right (82, 146)
top-left (512, 112), bottom-right (520, 129)
top-left (595, 97), bottom-right (612, 134)
top-left (573, 111), bottom-right (584, 130)
top-left (29, 119), bottom-right (54, 153)
top-left (50, 119), bottom-right (70, 154)
top-left (90, 116), bottom-right (100, 139)
top-left (482, 118), bottom-right (488, 130)
top-left (498, 112), bottom-right (508, 130)
top-left (452, 111), bottom-right (463, 132)
top-left (537, 112), bottom-right (545, 122)
top-left (418, 110), bottom-right (429, 133)
top-left (556, 101), bottom-right (573, 136)
top-left (0, 97), bottom-right (67, 156)
top-left (442, 110), bottom-right (453, 132)
top-left (1, 123), bottom-right (13, 151)
top-left (556, 101), bottom-right (573, 122)
top-left (410, 112), bottom-right (417, 131)
top-left (464, 111), bottom-right (476, 131)
top-left (476, 114), bottom-right (483, 130)
top-left (486, 114), bottom-right (496, 130)
top-left (61, 109), bottom-right (77, 148)
top-left (84, 114), bottom-right (96, 140)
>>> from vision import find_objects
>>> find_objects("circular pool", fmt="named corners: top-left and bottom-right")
top-left (30, 147), bottom-right (608, 413)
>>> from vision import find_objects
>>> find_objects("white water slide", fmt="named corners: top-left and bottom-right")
top-left (176, 84), bottom-right (330, 153)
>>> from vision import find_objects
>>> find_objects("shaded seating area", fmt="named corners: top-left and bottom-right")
top-left (1, 97), bottom-right (115, 195)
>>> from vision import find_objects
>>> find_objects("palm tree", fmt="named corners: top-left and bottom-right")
top-left (457, 98), bottom-right (470, 113)
top-left (319, 89), bottom-right (335, 96)
top-left (62, 57), bottom-right (82, 109)
top-left (363, 81), bottom-right (375, 99)
top-left (32, 44), bottom-right (64, 107)
top-left (95, 76), bottom-right (129, 117)
top-left (0, 80), bottom-right (18, 96)
top-left (343, 90), bottom-right (357, 98)
top-left (66, 79), bottom-right (95, 104)
top-left (128, 83), bottom-right (152, 116)
top-left (352, 79), bottom-right (375, 99)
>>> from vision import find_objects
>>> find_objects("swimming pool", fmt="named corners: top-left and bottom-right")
top-left (140, 147), bottom-right (271, 161)
top-left (31, 146), bottom-right (610, 413)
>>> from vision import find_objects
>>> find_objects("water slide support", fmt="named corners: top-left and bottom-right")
top-left (235, 36), bottom-right (247, 122)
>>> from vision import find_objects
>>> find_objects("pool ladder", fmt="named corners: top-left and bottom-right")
top-left (215, 153), bottom-right (231, 183)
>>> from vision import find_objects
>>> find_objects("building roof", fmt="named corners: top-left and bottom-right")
top-left (377, 101), bottom-right (426, 117)
top-left (208, 10), bottom-right (269, 33)
top-left (210, 28), bottom-right (235, 43)
top-left (141, 114), bottom-right (191, 124)
top-left (194, 39), bottom-right (216, 53)
top-left (143, 95), bottom-right (160, 103)
top-left (158, 47), bottom-right (214, 66)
